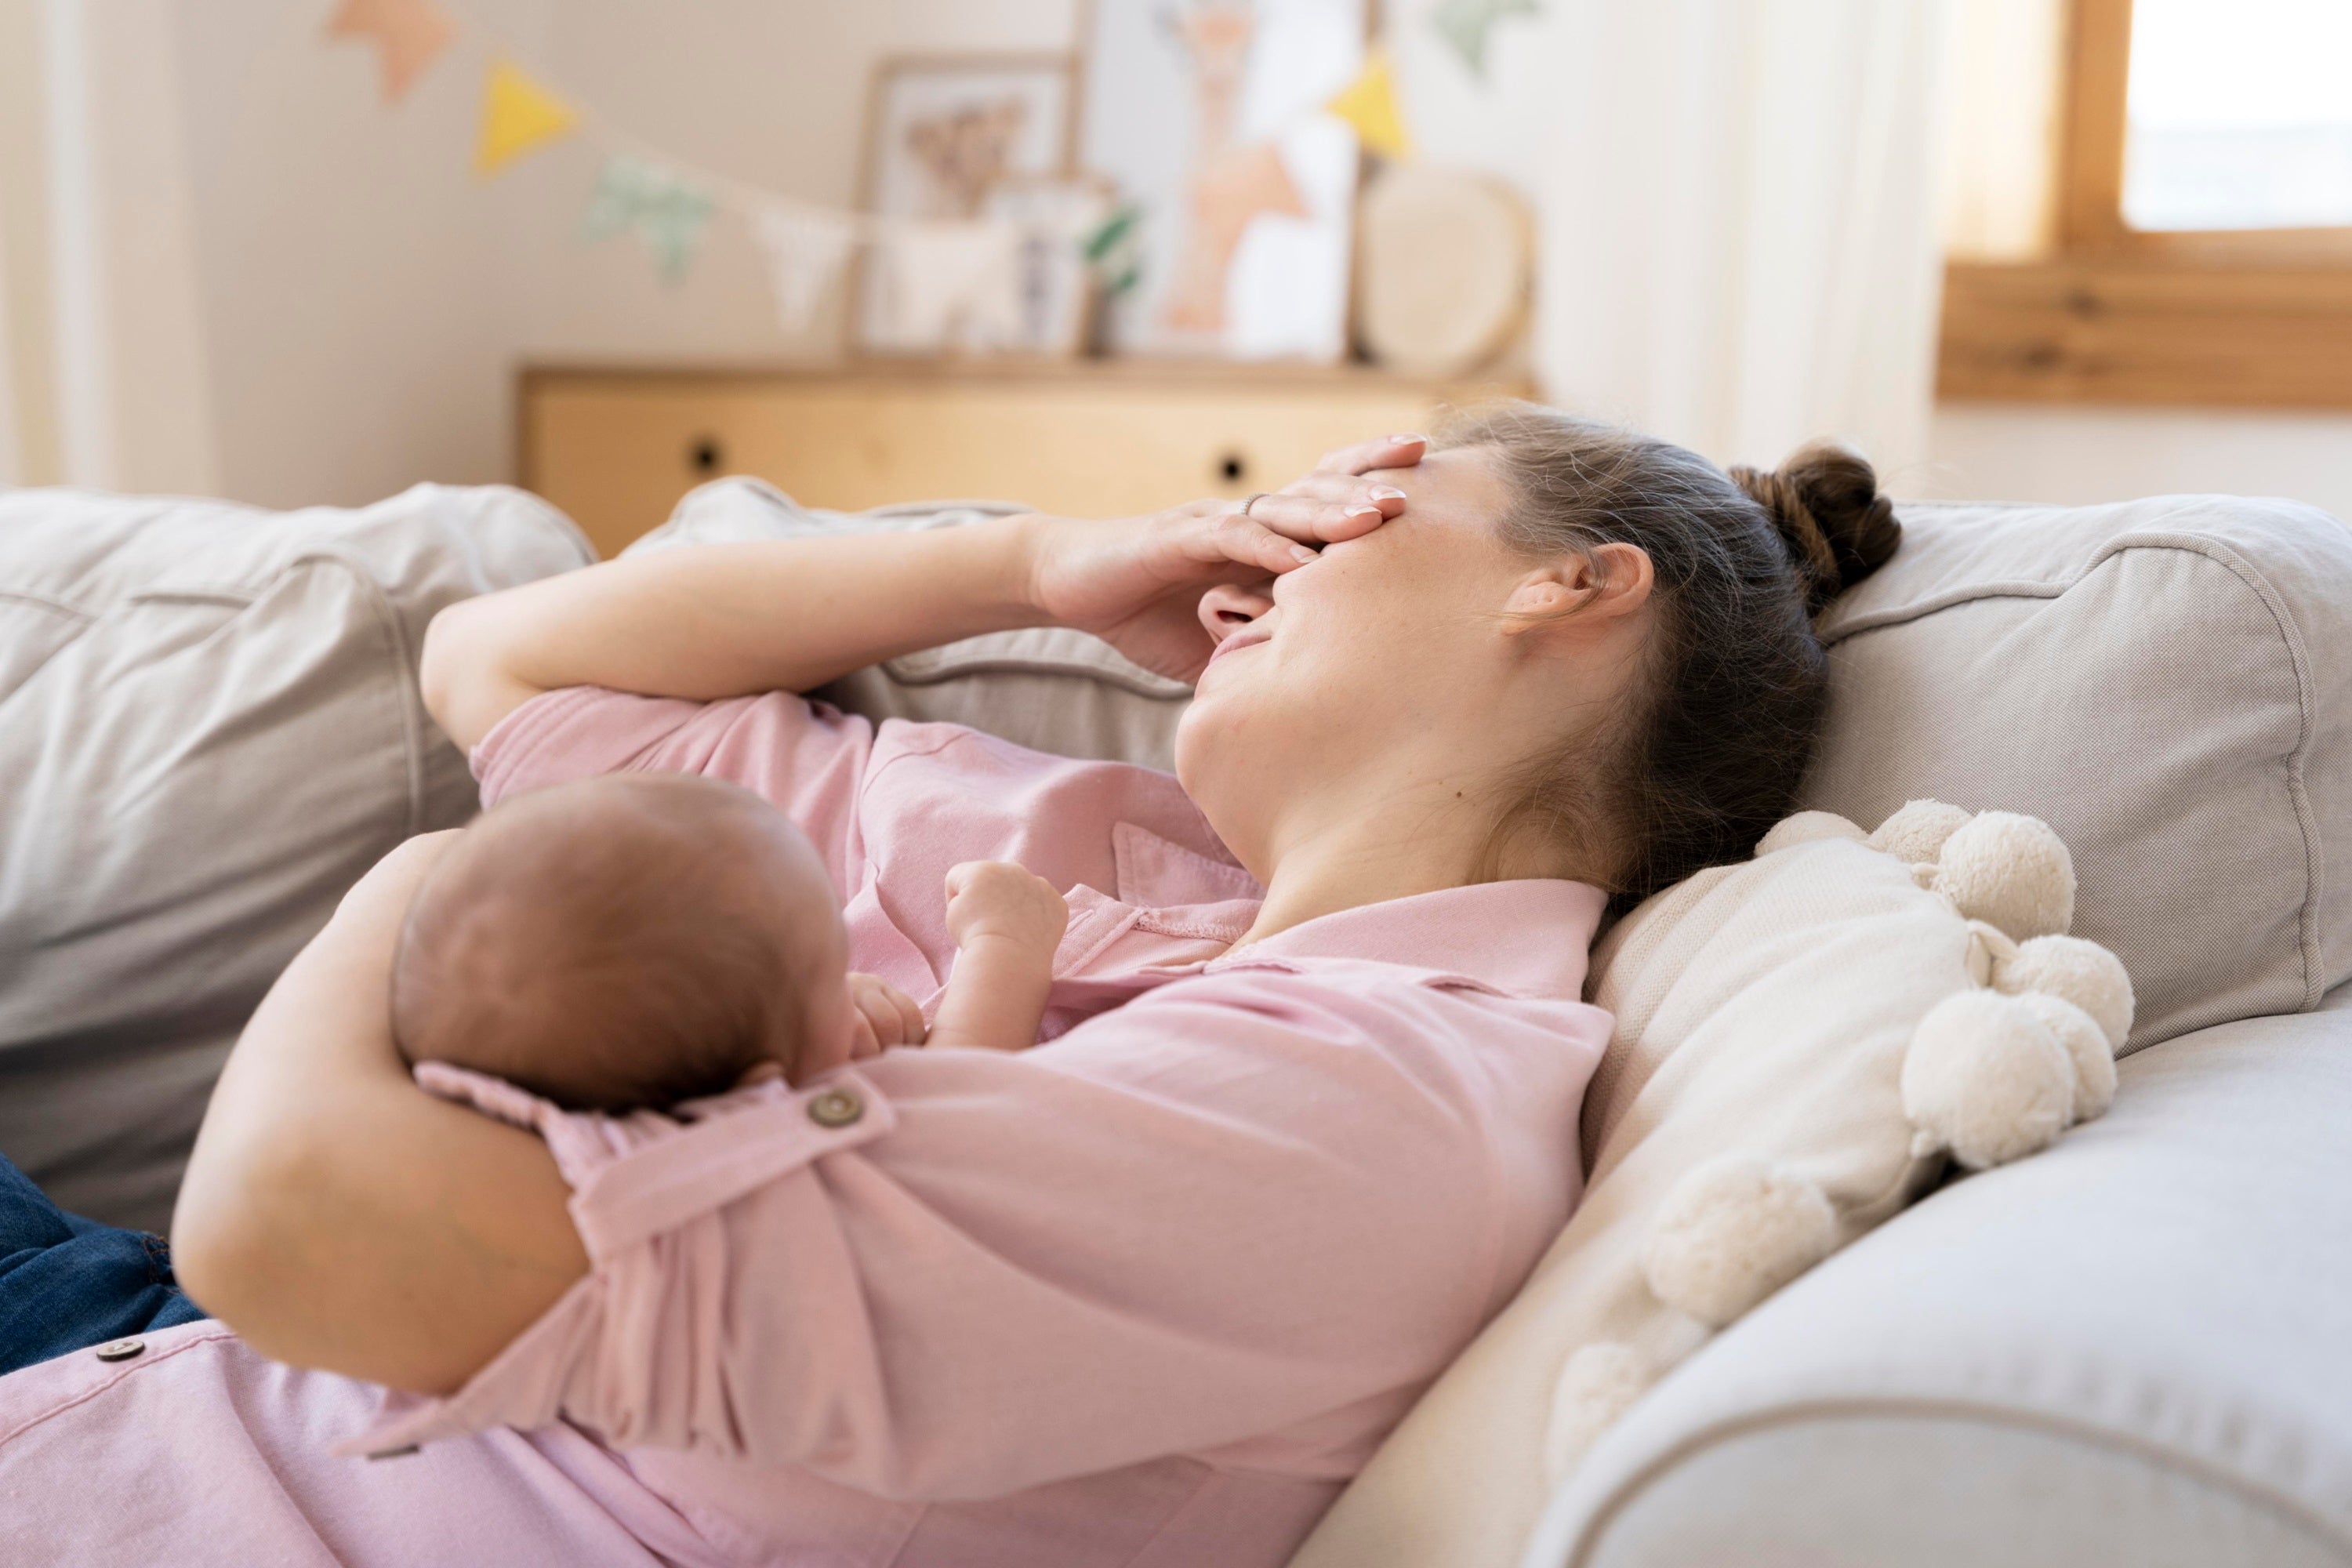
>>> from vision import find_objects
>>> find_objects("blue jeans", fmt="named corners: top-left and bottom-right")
top-left (0, 1152), bottom-right (206, 1377)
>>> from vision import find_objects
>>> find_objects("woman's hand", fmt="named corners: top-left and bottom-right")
top-left (1023, 434), bottom-right (1428, 683)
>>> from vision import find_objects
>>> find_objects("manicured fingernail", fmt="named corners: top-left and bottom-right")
top-left (1388, 433), bottom-right (1426, 445)
top-left (1348, 503), bottom-right (1381, 521)
top-left (1290, 543), bottom-right (1319, 564)
top-left (1371, 486), bottom-right (1406, 501)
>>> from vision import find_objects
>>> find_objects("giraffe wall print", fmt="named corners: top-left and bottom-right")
top-left (1080, 0), bottom-right (1365, 359)
top-left (1158, 2), bottom-right (1311, 337)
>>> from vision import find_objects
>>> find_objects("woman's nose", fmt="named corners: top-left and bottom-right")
top-left (1196, 582), bottom-right (1275, 643)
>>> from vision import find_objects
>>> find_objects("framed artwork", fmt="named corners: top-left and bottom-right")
top-left (855, 53), bottom-right (1079, 354)
top-left (980, 174), bottom-right (1116, 358)
top-left (1077, 0), bottom-right (1368, 362)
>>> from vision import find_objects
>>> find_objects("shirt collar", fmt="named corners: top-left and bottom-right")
top-left (1209, 880), bottom-right (1608, 1003)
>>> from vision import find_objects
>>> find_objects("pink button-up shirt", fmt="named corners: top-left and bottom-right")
top-left (0, 688), bottom-right (1610, 1567)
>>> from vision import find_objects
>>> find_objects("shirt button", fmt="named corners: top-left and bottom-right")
top-left (806, 1088), bottom-right (863, 1128)
top-left (94, 1337), bottom-right (145, 1362)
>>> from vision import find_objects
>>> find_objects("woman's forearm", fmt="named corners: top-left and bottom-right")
top-left (172, 834), bottom-right (589, 1395)
top-left (422, 514), bottom-right (1050, 751)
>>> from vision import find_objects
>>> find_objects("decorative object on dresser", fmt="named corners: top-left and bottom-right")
top-left (1353, 163), bottom-right (1533, 376)
top-left (854, 53), bottom-right (1080, 354)
top-left (1080, 0), bottom-right (1369, 361)
top-left (979, 174), bottom-right (1116, 358)
top-left (517, 361), bottom-right (1527, 559)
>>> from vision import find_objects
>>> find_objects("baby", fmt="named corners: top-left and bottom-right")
top-left (390, 773), bottom-right (1067, 1112)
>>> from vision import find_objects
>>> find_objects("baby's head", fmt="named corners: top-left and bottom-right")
top-left (391, 774), bottom-right (854, 1112)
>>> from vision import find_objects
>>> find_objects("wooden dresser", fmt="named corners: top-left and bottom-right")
top-left (519, 361), bottom-right (1529, 558)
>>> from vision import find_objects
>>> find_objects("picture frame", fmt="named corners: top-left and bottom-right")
top-left (1075, 0), bottom-right (1369, 363)
top-left (979, 173), bottom-right (1116, 358)
top-left (853, 52), bottom-right (1080, 355)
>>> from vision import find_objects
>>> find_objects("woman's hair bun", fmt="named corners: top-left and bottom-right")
top-left (1730, 442), bottom-right (1902, 615)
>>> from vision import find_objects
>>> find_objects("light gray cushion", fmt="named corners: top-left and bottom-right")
top-left (0, 484), bottom-right (590, 1229)
top-left (1521, 993), bottom-right (2352, 1568)
top-left (1808, 496), bottom-right (2352, 1053)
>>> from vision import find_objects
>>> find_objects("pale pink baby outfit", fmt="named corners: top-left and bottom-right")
top-left (0, 688), bottom-right (1612, 1566)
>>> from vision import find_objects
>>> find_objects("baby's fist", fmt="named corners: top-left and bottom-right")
top-left (845, 971), bottom-right (925, 1061)
top-left (944, 861), bottom-right (1069, 954)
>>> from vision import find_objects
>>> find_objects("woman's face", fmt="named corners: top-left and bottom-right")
top-left (1174, 446), bottom-right (1615, 873)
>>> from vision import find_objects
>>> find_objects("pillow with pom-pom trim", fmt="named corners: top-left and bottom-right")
top-left (1286, 804), bottom-right (2130, 1568)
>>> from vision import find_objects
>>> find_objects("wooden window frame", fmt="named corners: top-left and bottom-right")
top-left (1939, 0), bottom-right (2352, 408)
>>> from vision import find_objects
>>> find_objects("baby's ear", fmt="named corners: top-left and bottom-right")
top-left (735, 1058), bottom-right (786, 1089)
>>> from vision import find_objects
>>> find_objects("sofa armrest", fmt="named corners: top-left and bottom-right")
top-left (1524, 995), bottom-right (2352, 1568)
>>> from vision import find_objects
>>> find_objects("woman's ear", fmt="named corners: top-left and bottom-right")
top-left (1502, 543), bottom-right (1655, 630)
top-left (1581, 543), bottom-right (1654, 619)
top-left (1503, 576), bottom-right (1577, 621)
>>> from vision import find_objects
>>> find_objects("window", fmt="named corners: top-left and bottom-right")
top-left (1939, 0), bottom-right (2352, 408)
top-left (2123, 0), bottom-right (2352, 233)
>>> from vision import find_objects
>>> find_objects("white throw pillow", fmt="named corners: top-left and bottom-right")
top-left (1287, 804), bottom-right (2132, 1568)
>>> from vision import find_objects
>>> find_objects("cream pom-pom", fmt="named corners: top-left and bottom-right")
top-left (1993, 934), bottom-right (2134, 1051)
top-left (1755, 811), bottom-right (1865, 857)
top-left (1901, 989), bottom-right (2078, 1168)
top-left (1644, 1156), bottom-right (1839, 1327)
top-left (2014, 991), bottom-right (2117, 1122)
top-left (1931, 811), bottom-right (2074, 938)
top-left (1869, 799), bottom-right (1973, 866)
top-left (1543, 1342), bottom-right (1655, 1486)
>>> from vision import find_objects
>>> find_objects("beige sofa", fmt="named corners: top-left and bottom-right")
top-left (3, 475), bottom-right (2347, 1566)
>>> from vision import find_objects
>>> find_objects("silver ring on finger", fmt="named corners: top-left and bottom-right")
top-left (1240, 492), bottom-right (1269, 519)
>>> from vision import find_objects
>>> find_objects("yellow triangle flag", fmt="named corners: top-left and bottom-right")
top-left (474, 60), bottom-right (577, 177)
top-left (1326, 51), bottom-right (1411, 160)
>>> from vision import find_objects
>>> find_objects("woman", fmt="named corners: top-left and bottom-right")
top-left (0, 405), bottom-right (1896, 1566)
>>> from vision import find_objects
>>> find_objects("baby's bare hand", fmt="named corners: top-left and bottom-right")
top-left (846, 971), bottom-right (925, 1058)
top-left (943, 861), bottom-right (1069, 954)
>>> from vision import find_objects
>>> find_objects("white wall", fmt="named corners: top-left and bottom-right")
top-left (20, 0), bottom-right (2352, 516)
top-left (162, 0), bottom-right (1073, 508)
top-left (1922, 404), bottom-right (2352, 519)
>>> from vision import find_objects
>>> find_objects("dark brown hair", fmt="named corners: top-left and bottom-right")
top-left (390, 775), bottom-right (811, 1112)
top-left (1436, 401), bottom-right (1900, 910)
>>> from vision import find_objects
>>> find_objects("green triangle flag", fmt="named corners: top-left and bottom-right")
top-left (582, 155), bottom-right (715, 285)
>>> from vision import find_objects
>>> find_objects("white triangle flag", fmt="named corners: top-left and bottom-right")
top-left (750, 207), bottom-right (858, 333)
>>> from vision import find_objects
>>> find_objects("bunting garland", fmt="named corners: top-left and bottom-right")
top-left (318, 2), bottom-right (1391, 339)
top-left (1432, 0), bottom-right (1542, 78)
top-left (581, 156), bottom-right (714, 284)
top-left (1326, 50), bottom-right (1412, 161)
top-left (313, 2), bottom-right (1044, 339)
top-left (473, 60), bottom-right (578, 176)
top-left (325, 0), bottom-right (456, 106)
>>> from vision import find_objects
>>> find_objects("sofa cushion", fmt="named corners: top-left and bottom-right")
top-left (1808, 496), bottom-right (2352, 1053)
top-left (0, 484), bottom-right (590, 1229)
top-left (1519, 993), bottom-right (2352, 1568)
